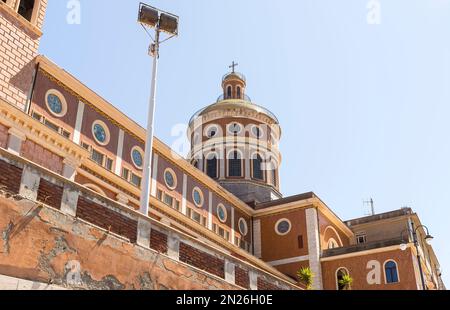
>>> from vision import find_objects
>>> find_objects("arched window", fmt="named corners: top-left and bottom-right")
top-left (192, 160), bottom-right (199, 169)
top-left (384, 261), bottom-right (399, 284)
top-left (336, 268), bottom-right (350, 290)
top-left (253, 154), bottom-right (264, 180)
top-left (237, 86), bottom-right (241, 99)
top-left (227, 86), bottom-right (232, 99)
top-left (327, 239), bottom-right (339, 249)
top-left (206, 154), bottom-right (218, 179)
top-left (228, 151), bottom-right (242, 177)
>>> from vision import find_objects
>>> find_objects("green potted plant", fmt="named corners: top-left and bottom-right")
top-left (338, 274), bottom-right (353, 290)
top-left (297, 267), bottom-right (314, 290)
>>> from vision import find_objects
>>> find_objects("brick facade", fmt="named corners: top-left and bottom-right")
top-left (0, 123), bottom-right (7, 148)
top-left (235, 266), bottom-right (250, 289)
top-left (0, 158), bottom-right (22, 194)
top-left (150, 229), bottom-right (168, 254)
top-left (0, 0), bottom-right (47, 110)
top-left (37, 178), bottom-right (62, 210)
top-left (21, 139), bottom-right (63, 174)
top-left (76, 196), bottom-right (138, 243)
top-left (257, 278), bottom-right (281, 290)
top-left (179, 242), bottom-right (225, 278)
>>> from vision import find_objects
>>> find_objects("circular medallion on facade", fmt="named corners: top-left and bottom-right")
top-left (164, 168), bottom-right (177, 190)
top-left (205, 124), bottom-right (219, 138)
top-left (192, 187), bottom-right (204, 207)
top-left (251, 125), bottom-right (263, 138)
top-left (131, 146), bottom-right (144, 169)
top-left (92, 120), bottom-right (110, 145)
top-left (238, 218), bottom-right (248, 236)
top-left (45, 89), bottom-right (67, 117)
top-left (275, 218), bottom-right (292, 236)
top-left (228, 123), bottom-right (242, 135)
top-left (217, 204), bottom-right (227, 223)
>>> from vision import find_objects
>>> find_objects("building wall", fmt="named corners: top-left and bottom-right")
top-left (318, 211), bottom-right (351, 249)
top-left (321, 248), bottom-right (418, 290)
top-left (0, 122), bottom-right (7, 148)
top-left (259, 208), bottom-right (309, 263)
top-left (0, 0), bottom-right (47, 110)
top-left (25, 67), bottom-right (256, 253)
top-left (348, 217), bottom-right (410, 245)
top-left (21, 139), bottom-right (63, 174)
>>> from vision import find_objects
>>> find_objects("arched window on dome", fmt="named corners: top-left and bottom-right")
top-left (228, 151), bottom-right (242, 177)
top-left (252, 154), bottom-right (264, 180)
top-left (227, 86), bottom-right (232, 99)
top-left (237, 86), bottom-right (241, 99)
top-left (206, 154), bottom-right (218, 179)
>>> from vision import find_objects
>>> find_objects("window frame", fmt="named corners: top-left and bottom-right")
top-left (13, 0), bottom-right (41, 25)
top-left (217, 204), bottom-right (227, 223)
top-left (45, 89), bottom-right (67, 118)
top-left (131, 146), bottom-right (144, 170)
top-left (384, 260), bottom-right (400, 284)
top-left (163, 168), bottom-right (177, 190)
top-left (274, 218), bottom-right (292, 236)
top-left (192, 187), bottom-right (204, 208)
top-left (227, 149), bottom-right (243, 177)
top-left (91, 120), bottom-right (111, 146)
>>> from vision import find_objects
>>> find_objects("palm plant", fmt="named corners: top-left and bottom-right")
top-left (297, 267), bottom-right (314, 290)
top-left (338, 274), bottom-right (353, 290)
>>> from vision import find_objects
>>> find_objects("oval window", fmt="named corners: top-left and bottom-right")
top-left (45, 90), bottom-right (67, 117)
top-left (217, 204), bottom-right (227, 223)
top-left (192, 187), bottom-right (204, 207)
top-left (252, 125), bottom-right (263, 138)
top-left (92, 121), bottom-right (110, 145)
top-left (205, 125), bottom-right (219, 139)
top-left (131, 147), bottom-right (144, 169)
top-left (228, 123), bottom-right (242, 135)
top-left (275, 219), bottom-right (291, 236)
top-left (239, 218), bottom-right (248, 236)
top-left (164, 168), bottom-right (177, 190)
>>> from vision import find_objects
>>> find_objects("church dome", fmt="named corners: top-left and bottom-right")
top-left (187, 64), bottom-right (283, 205)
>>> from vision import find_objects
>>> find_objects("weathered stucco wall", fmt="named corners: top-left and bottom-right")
top-left (0, 194), bottom-right (239, 290)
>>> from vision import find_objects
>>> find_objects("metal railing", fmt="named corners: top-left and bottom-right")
top-left (216, 94), bottom-right (252, 102)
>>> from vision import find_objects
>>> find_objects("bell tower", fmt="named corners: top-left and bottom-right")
top-left (188, 65), bottom-right (283, 205)
top-left (0, 0), bottom-right (48, 110)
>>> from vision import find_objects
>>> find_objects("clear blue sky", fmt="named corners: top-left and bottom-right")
top-left (39, 0), bottom-right (450, 286)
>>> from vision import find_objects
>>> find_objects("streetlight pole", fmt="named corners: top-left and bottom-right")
top-left (137, 3), bottom-right (178, 215)
top-left (400, 223), bottom-right (434, 290)
top-left (411, 223), bottom-right (426, 291)
top-left (140, 27), bottom-right (160, 215)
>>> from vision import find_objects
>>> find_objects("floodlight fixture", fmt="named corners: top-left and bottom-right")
top-left (138, 3), bottom-right (179, 36)
top-left (138, 4), bottom-right (159, 28)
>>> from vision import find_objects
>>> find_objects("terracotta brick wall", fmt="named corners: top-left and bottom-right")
top-left (0, 0), bottom-right (48, 110)
top-left (37, 178), bottom-right (62, 210)
top-left (150, 229), bottom-right (168, 254)
top-left (0, 159), bottom-right (22, 194)
top-left (257, 278), bottom-right (281, 290)
top-left (0, 123), bottom-right (8, 148)
top-left (235, 266), bottom-right (250, 289)
top-left (21, 140), bottom-right (63, 174)
top-left (179, 242), bottom-right (225, 278)
top-left (76, 196), bottom-right (138, 243)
